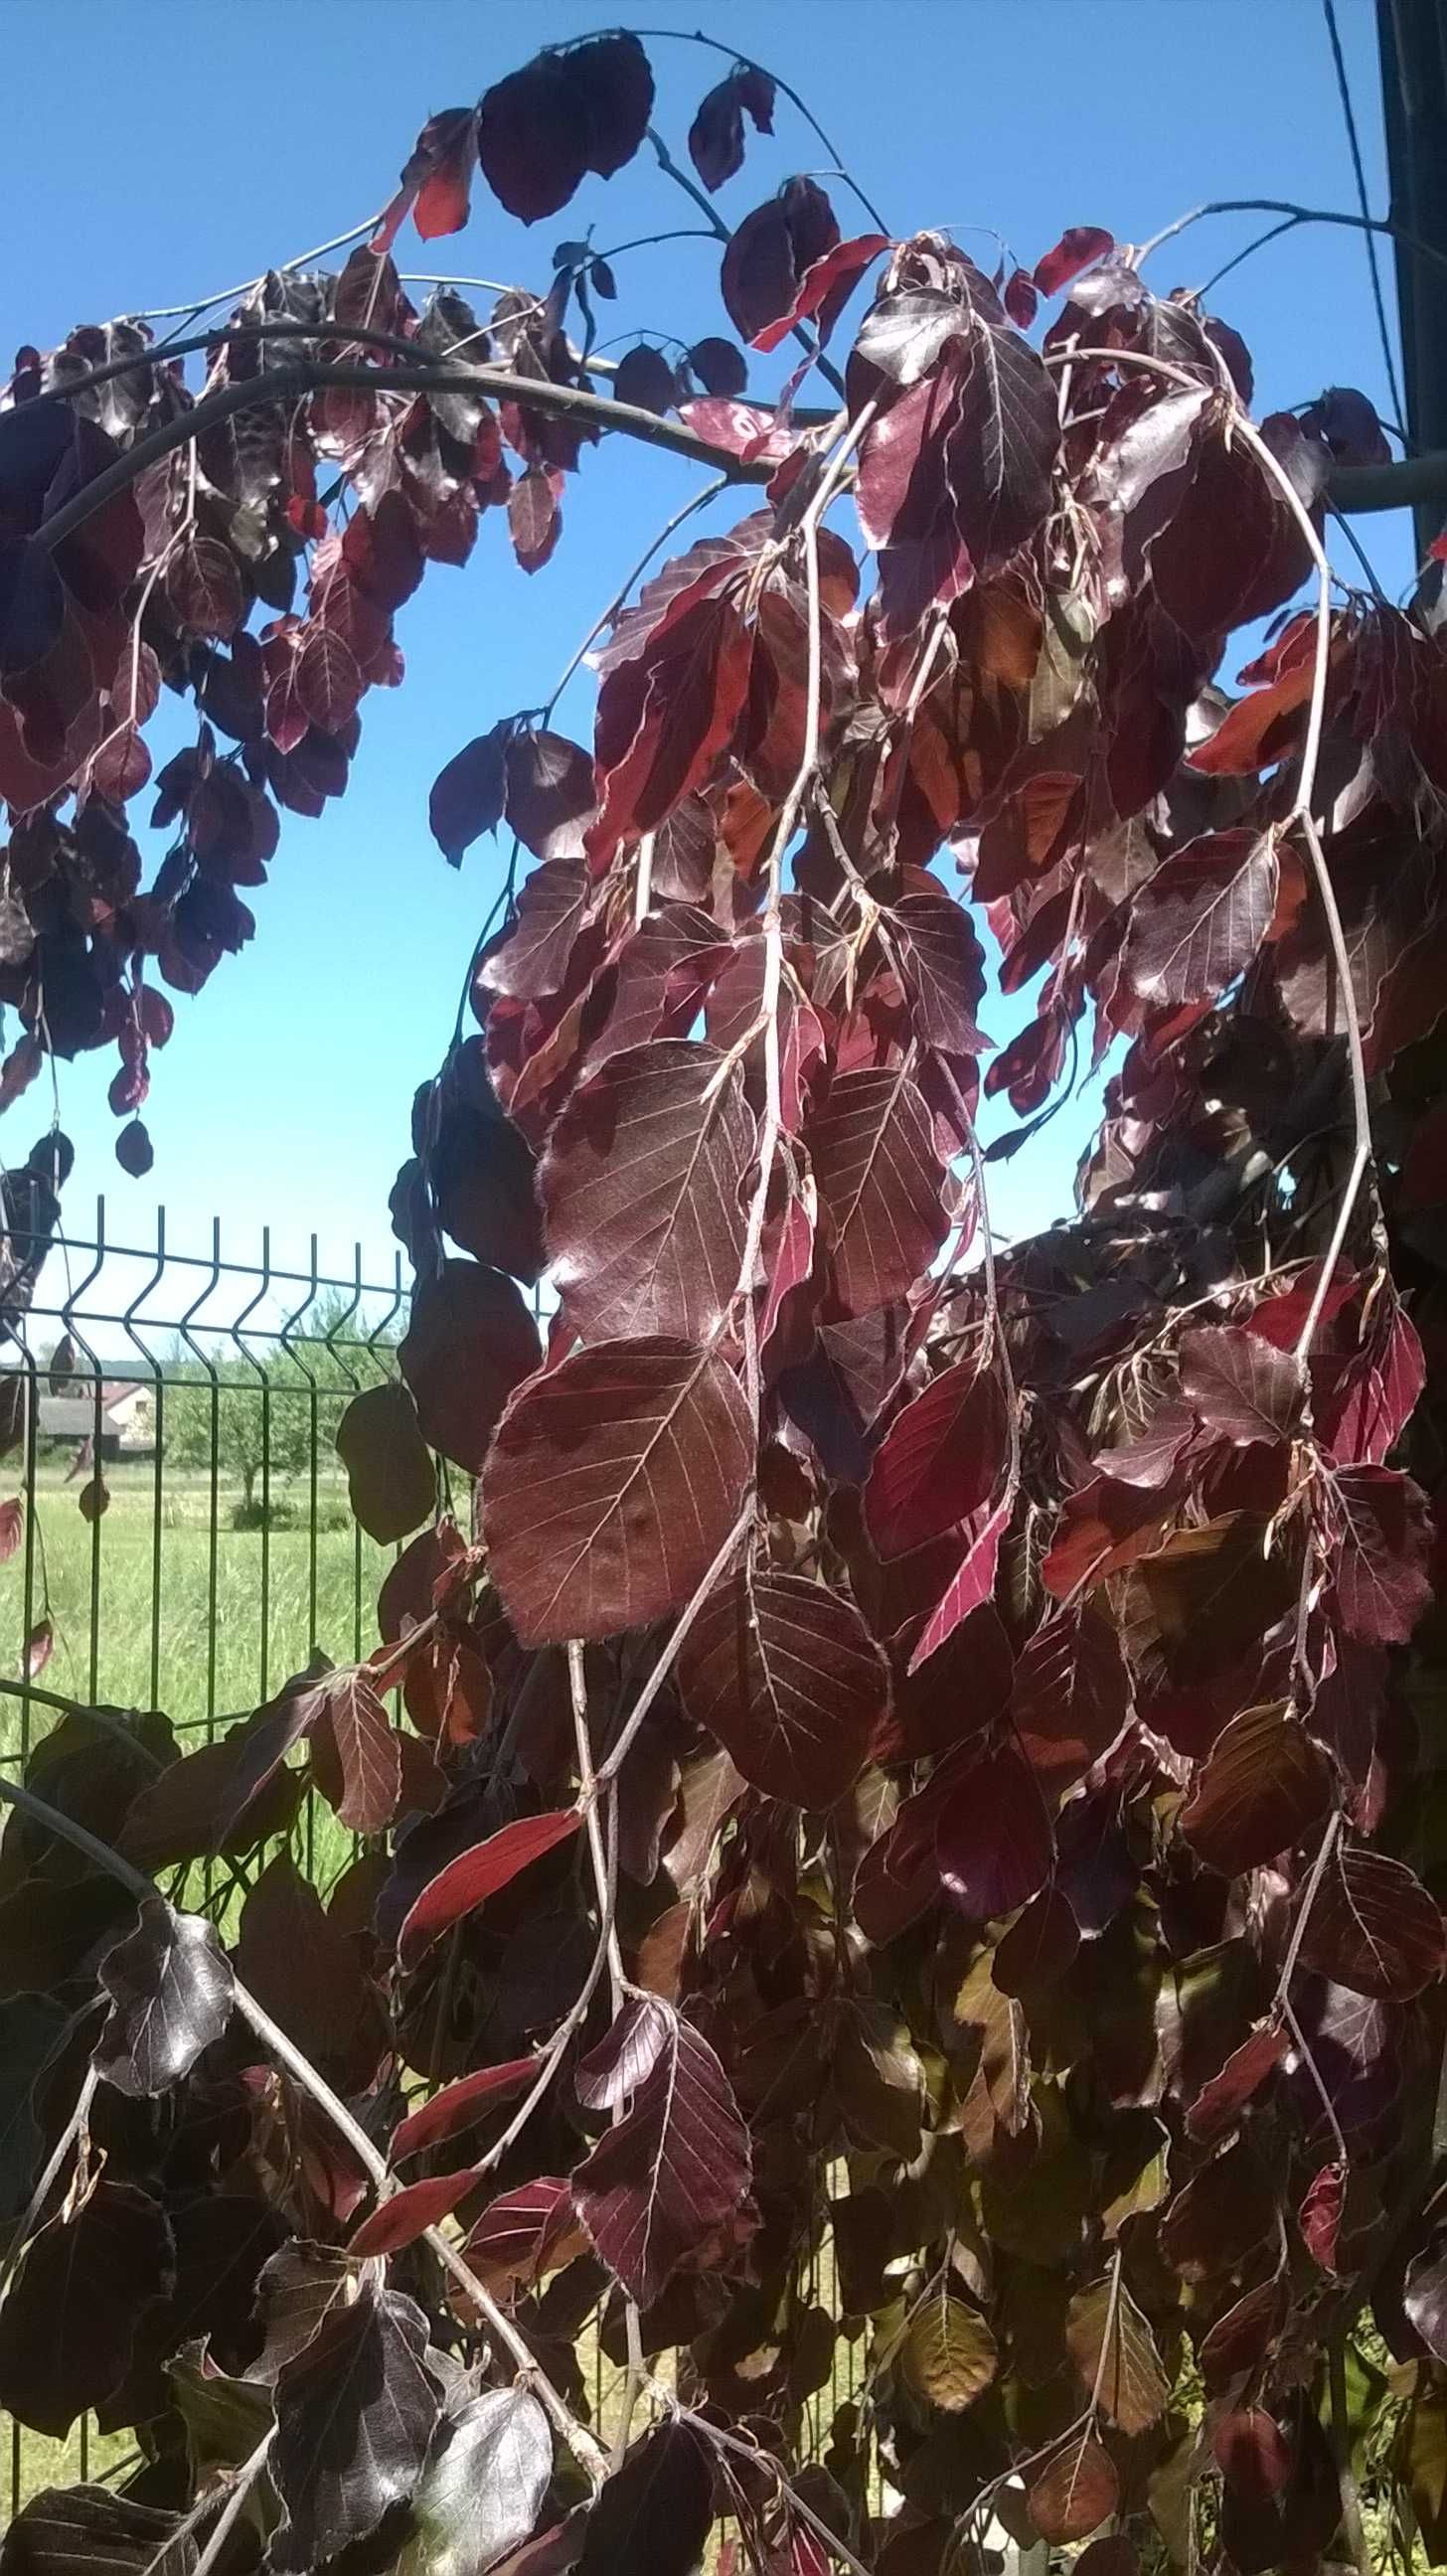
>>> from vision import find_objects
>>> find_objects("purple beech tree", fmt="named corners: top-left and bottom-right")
top-left (1, 29), bottom-right (1446, 2576)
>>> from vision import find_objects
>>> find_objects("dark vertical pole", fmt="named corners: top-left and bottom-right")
top-left (1377, 0), bottom-right (1447, 560)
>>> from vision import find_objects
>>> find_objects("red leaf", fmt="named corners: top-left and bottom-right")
top-left (399, 1259), bottom-right (542, 1474)
top-left (889, 891), bottom-right (987, 1052)
top-left (0, 1498), bottom-right (22, 1561)
top-left (347, 2169), bottom-right (479, 2257)
top-left (398, 1809), bottom-right (583, 1969)
top-left (25, 1618), bottom-right (53, 1679)
top-left (1299, 2160), bottom-right (1345, 2272)
top-left (480, 1337), bottom-right (752, 1646)
top-left (677, 1561), bottom-right (887, 1808)
top-left (430, 725), bottom-right (511, 867)
top-left (166, 536), bottom-right (243, 639)
top-left (858, 290), bottom-right (1059, 633)
top-left (510, 466), bottom-right (563, 574)
top-left (722, 179), bottom-right (840, 347)
top-left (1299, 1844), bottom-right (1446, 1999)
top-left (1181, 1323), bottom-right (1303, 1447)
top-left (935, 1742), bottom-right (1051, 1922)
top-left (539, 1040), bottom-right (753, 1345)
top-left (1333, 1465), bottom-right (1433, 1643)
top-left (464, 2176), bottom-right (582, 2293)
top-left (1118, 828), bottom-right (1278, 1012)
top-left (613, 345), bottom-right (678, 416)
top-left (587, 589), bottom-right (754, 875)
top-left (295, 626), bottom-right (362, 735)
top-left (478, 34), bottom-right (654, 225)
top-left (1034, 225), bottom-right (1113, 296)
top-left (1003, 269), bottom-right (1039, 331)
top-left (908, 1497), bottom-right (1010, 1672)
top-left (505, 728), bottom-right (595, 861)
top-left (392, 2058), bottom-right (537, 2161)
top-left (318, 1667), bottom-right (402, 1837)
top-left (1180, 1702), bottom-right (1331, 1875)
top-left (688, 65), bottom-right (775, 192)
top-left (1011, 1605), bottom-right (1131, 1805)
top-left (750, 233), bottom-right (888, 356)
top-left (864, 1358), bottom-right (1008, 1558)
top-left (1187, 2018), bottom-right (1288, 2141)
top-left (572, 1999), bottom-right (750, 2308)
top-left (806, 1066), bottom-right (949, 1318)
top-left (1028, 2429), bottom-right (1118, 2544)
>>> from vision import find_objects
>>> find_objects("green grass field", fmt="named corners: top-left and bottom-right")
top-left (4, 1458), bottom-right (396, 1743)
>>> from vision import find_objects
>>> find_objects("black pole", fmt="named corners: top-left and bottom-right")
top-left (1377, 0), bottom-right (1447, 561)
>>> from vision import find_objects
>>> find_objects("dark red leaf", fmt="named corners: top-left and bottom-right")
top-left (0, 2180), bottom-right (173, 2437)
top-left (573, 2425), bottom-right (711, 2576)
top-left (480, 1337), bottom-right (752, 1646)
top-left (429, 724), bottom-right (511, 867)
top-left (688, 65), bottom-right (775, 192)
top-left (1119, 828), bottom-right (1278, 1011)
top-left (750, 232), bottom-right (888, 357)
top-left (572, 1999), bottom-right (750, 2307)
top-left (587, 588), bottom-right (754, 874)
top-left (1332, 1465), bottom-right (1434, 1644)
top-left (1186, 2018), bottom-right (1288, 2141)
top-left (269, 2279), bottom-right (439, 2571)
top-left (1011, 1605), bottom-right (1131, 1805)
top-left (1180, 1702), bottom-right (1332, 1874)
top-left (677, 1560), bottom-right (886, 1807)
top-left (1299, 2160), bottom-right (1345, 2271)
top-left (613, 345), bottom-right (678, 415)
top-left (1034, 226), bottom-right (1114, 296)
top-left (295, 625), bottom-right (362, 734)
top-left (0, 1497), bottom-right (22, 1562)
top-left (539, 1039), bottom-right (752, 1345)
top-left (347, 2170), bottom-right (480, 2257)
top-left (464, 2176), bottom-right (581, 2292)
top-left (908, 1497), bottom-right (1011, 1672)
top-left (722, 178), bottom-right (840, 346)
top-left (399, 1809), bottom-right (582, 1968)
top-left (1300, 1843), bottom-right (1446, 1999)
top-left (1181, 1323), bottom-right (1303, 1446)
top-left (334, 1379), bottom-right (435, 1544)
top-left (935, 1742), bottom-right (1051, 1922)
top-left (807, 1066), bottom-right (949, 1318)
top-left (115, 1120), bottom-right (153, 1179)
top-left (505, 727), bottom-right (595, 861)
top-left (686, 337), bottom-right (748, 398)
top-left (478, 35), bottom-right (654, 225)
top-left (1028, 2429), bottom-right (1118, 2544)
top-left (399, 1259), bottom-right (542, 1473)
top-left (392, 2057), bottom-right (537, 2161)
top-left (94, 1897), bottom-right (234, 2097)
top-left (864, 1358), bottom-right (1008, 1557)
top-left (510, 465), bottom-right (563, 573)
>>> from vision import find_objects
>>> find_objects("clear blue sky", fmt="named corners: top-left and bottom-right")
top-left (6, 0), bottom-right (1415, 1296)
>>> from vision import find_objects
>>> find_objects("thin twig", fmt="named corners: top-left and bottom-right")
top-left (1277, 1809), bottom-right (1344, 2002)
top-left (1322, 0), bottom-right (1405, 428)
top-left (123, 208), bottom-right (389, 324)
top-left (594, 1507), bottom-right (754, 1791)
top-left (188, 2430), bottom-right (276, 2576)
top-left (0, 2065), bottom-right (97, 2296)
